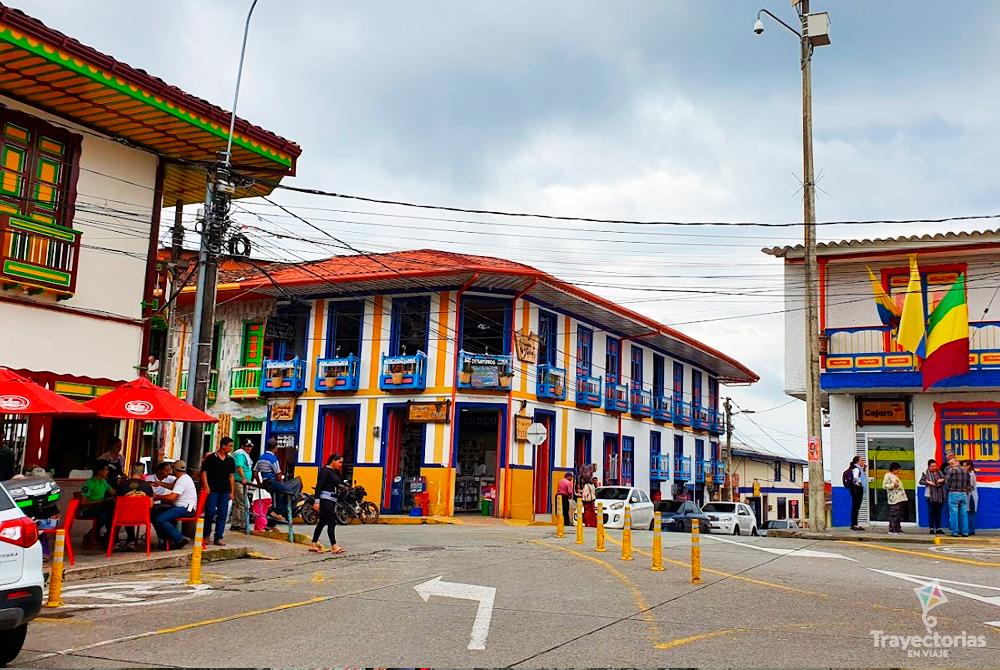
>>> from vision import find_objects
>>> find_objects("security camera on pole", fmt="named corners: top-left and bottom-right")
top-left (753, 0), bottom-right (831, 531)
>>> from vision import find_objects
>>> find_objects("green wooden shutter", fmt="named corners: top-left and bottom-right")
top-left (242, 321), bottom-right (264, 366)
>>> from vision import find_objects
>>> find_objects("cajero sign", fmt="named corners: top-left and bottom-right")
top-left (856, 397), bottom-right (910, 427)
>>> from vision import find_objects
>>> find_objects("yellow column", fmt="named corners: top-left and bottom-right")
top-left (575, 496), bottom-right (584, 544)
top-left (595, 502), bottom-right (606, 552)
top-left (44, 529), bottom-right (66, 608)
top-left (651, 511), bottom-right (665, 571)
top-left (621, 507), bottom-right (633, 561)
top-left (691, 518), bottom-right (702, 584)
top-left (188, 517), bottom-right (205, 585)
top-left (555, 495), bottom-right (565, 538)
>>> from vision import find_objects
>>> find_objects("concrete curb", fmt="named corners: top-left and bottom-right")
top-left (62, 546), bottom-right (250, 582)
top-left (769, 529), bottom-right (996, 544)
top-left (255, 529), bottom-right (314, 546)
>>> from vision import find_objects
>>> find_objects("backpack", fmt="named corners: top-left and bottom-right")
top-left (842, 467), bottom-right (855, 488)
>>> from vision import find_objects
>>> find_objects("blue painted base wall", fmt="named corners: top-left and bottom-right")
top-left (832, 486), bottom-right (1000, 529)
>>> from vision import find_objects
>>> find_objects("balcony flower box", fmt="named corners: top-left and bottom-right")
top-left (575, 372), bottom-right (602, 408)
top-left (315, 355), bottom-right (360, 392)
top-left (260, 358), bottom-right (307, 394)
top-left (536, 364), bottom-right (567, 401)
top-left (380, 352), bottom-right (427, 391)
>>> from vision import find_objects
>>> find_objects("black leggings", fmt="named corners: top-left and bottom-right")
top-left (312, 499), bottom-right (338, 545)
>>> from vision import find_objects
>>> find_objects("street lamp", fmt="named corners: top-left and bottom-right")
top-left (753, 1), bottom-right (830, 531)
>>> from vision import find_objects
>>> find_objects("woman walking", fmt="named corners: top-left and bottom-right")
top-left (310, 454), bottom-right (346, 554)
top-left (883, 462), bottom-right (908, 535)
top-left (919, 459), bottom-right (946, 535)
top-left (964, 460), bottom-right (979, 536)
top-left (581, 476), bottom-right (597, 527)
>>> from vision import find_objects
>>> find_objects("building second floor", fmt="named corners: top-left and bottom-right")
top-left (169, 249), bottom-right (758, 434)
top-left (765, 229), bottom-right (1000, 396)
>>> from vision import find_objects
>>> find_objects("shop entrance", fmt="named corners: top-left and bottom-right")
top-left (454, 406), bottom-right (502, 514)
top-left (383, 407), bottom-right (426, 512)
top-left (533, 411), bottom-right (555, 515)
top-left (319, 406), bottom-right (359, 484)
top-left (574, 430), bottom-right (592, 480)
top-left (865, 434), bottom-right (916, 524)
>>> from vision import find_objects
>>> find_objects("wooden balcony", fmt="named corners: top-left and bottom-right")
top-left (713, 460), bottom-right (726, 485)
top-left (652, 395), bottom-right (671, 422)
top-left (575, 372), bottom-right (602, 408)
top-left (260, 358), bottom-right (307, 394)
top-left (604, 382), bottom-right (628, 413)
top-left (630, 385), bottom-right (653, 418)
top-left (649, 454), bottom-right (671, 480)
top-left (315, 355), bottom-right (360, 392)
top-left (178, 369), bottom-right (218, 403)
top-left (229, 367), bottom-right (261, 400)
top-left (536, 364), bottom-right (567, 401)
top-left (674, 455), bottom-right (692, 481)
top-left (456, 351), bottom-right (514, 392)
top-left (380, 352), bottom-right (428, 391)
top-left (673, 400), bottom-right (692, 427)
top-left (0, 214), bottom-right (81, 298)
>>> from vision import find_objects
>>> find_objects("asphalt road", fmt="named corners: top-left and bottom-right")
top-left (14, 523), bottom-right (1000, 668)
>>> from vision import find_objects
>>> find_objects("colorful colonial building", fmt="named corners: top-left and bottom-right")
top-left (167, 250), bottom-right (758, 519)
top-left (0, 5), bottom-right (299, 474)
top-left (765, 230), bottom-right (1000, 529)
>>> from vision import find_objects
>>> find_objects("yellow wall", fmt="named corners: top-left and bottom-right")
top-left (508, 468), bottom-right (535, 521)
top-left (297, 464), bottom-right (319, 493)
top-left (421, 466), bottom-right (451, 516)
top-left (353, 465), bottom-right (384, 510)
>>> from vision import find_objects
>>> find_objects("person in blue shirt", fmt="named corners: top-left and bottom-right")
top-left (254, 438), bottom-right (295, 522)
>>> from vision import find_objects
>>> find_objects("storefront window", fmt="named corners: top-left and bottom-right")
top-left (866, 435), bottom-right (916, 523)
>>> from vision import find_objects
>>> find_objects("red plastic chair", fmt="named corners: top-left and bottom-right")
top-left (39, 497), bottom-right (80, 566)
top-left (165, 488), bottom-right (209, 550)
top-left (107, 496), bottom-right (153, 557)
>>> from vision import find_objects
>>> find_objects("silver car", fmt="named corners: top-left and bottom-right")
top-left (703, 502), bottom-right (759, 536)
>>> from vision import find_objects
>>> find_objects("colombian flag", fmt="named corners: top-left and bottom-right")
top-left (896, 254), bottom-right (926, 359)
top-left (923, 274), bottom-right (970, 389)
top-left (867, 266), bottom-right (900, 331)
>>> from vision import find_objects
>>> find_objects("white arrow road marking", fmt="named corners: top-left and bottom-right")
top-left (705, 535), bottom-right (857, 561)
top-left (414, 576), bottom-right (496, 650)
top-left (870, 569), bottom-right (1000, 607)
top-left (57, 579), bottom-right (213, 609)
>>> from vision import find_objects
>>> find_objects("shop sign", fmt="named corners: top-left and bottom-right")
top-left (274, 434), bottom-right (296, 449)
top-left (856, 398), bottom-right (910, 426)
top-left (514, 415), bottom-right (533, 442)
top-left (514, 331), bottom-right (539, 364)
top-left (269, 399), bottom-right (296, 422)
top-left (463, 354), bottom-right (512, 389)
top-left (407, 400), bottom-right (451, 424)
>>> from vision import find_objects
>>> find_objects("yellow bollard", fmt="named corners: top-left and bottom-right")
top-left (651, 511), bottom-right (665, 571)
top-left (188, 517), bottom-right (205, 586)
top-left (575, 497), bottom-right (584, 545)
top-left (690, 518), bottom-right (702, 584)
top-left (44, 529), bottom-right (66, 608)
top-left (555, 495), bottom-right (565, 538)
top-left (595, 502), bottom-right (606, 552)
top-left (621, 507), bottom-right (633, 561)
top-left (934, 535), bottom-right (941, 545)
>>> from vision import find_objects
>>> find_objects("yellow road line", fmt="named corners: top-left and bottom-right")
top-left (835, 541), bottom-right (1000, 567)
top-left (656, 623), bottom-right (816, 651)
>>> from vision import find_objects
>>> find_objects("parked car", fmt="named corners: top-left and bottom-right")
top-left (702, 501), bottom-right (759, 536)
top-left (0, 482), bottom-right (43, 666)
top-left (655, 499), bottom-right (712, 533)
top-left (594, 486), bottom-right (655, 530)
top-left (759, 519), bottom-right (799, 536)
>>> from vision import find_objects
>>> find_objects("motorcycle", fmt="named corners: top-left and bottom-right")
top-left (334, 484), bottom-right (379, 525)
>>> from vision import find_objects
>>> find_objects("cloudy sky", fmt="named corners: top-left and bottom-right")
top-left (18, 1), bottom-right (1000, 473)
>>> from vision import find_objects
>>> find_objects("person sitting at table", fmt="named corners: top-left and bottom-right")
top-left (114, 463), bottom-right (154, 551)
top-left (78, 460), bottom-right (115, 548)
top-left (148, 461), bottom-right (176, 498)
top-left (151, 460), bottom-right (196, 550)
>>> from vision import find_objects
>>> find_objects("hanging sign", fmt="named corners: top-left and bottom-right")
top-left (807, 436), bottom-right (821, 462)
top-left (407, 400), bottom-right (451, 424)
top-left (514, 415), bottom-right (533, 442)
top-left (514, 331), bottom-right (539, 364)
top-left (269, 399), bottom-right (296, 422)
top-left (752, 479), bottom-right (761, 498)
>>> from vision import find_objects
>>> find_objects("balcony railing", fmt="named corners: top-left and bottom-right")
top-left (575, 372), bottom-right (602, 407)
top-left (315, 355), bottom-right (360, 392)
top-left (675, 455), bottom-right (692, 481)
top-left (177, 369), bottom-right (218, 403)
top-left (673, 399), bottom-right (692, 426)
top-left (708, 410), bottom-right (725, 435)
top-left (713, 460), bottom-right (726, 485)
top-left (823, 323), bottom-right (1000, 378)
top-left (178, 371), bottom-right (187, 397)
top-left (229, 367), bottom-right (262, 400)
top-left (260, 358), bottom-right (308, 394)
top-left (692, 405), bottom-right (708, 430)
top-left (695, 458), bottom-right (706, 483)
top-left (536, 364), bottom-right (567, 401)
top-left (457, 351), bottom-right (514, 391)
top-left (380, 352), bottom-right (428, 391)
top-left (650, 454), bottom-right (671, 480)
top-left (630, 385), bottom-right (653, 418)
top-left (605, 381), bottom-right (628, 413)
top-left (652, 394), bottom-right (671, 422)
top-left (0, 214), bottom-right (82, 298)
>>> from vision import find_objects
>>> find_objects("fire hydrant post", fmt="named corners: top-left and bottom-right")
top-left (188, 517), bottom-right (205, 585)
top-left (690, 518), bottom-right (702, 584)
top-left (555, 495), bottom-right (565, 538)
top-left (595, 502), bottom-right (606, 552)
top-left (651, 511), bottom-right (665, 572)
top-left (575, 496), bottom-right (584, 544)
top-left (44, 528), bottom-right (66, 608)
top-left (621, 507), bottom-right (633, 561)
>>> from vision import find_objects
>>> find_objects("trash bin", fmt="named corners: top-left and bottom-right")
top-left (480, 499), bottom-right (493, 516)
top-left (414, 492), bottom-right (429, 517)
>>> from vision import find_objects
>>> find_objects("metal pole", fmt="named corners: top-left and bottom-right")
top-left (800, 0), bottom-right (826, 532)
top-left (225, 0), bottom-right (260, 166)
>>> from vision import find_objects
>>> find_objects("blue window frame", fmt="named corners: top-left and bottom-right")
top-left (672, 362), bottom-right (684, 403)
top-left (674, 433), bottom-right (684, 458)
top-left (774, 460), bottom-right (782, 482)
top-left (692, 370), bottom-right (703, 411)
top-left (630, 345), bottom-right (644, 389)
top-left (621, 436), bottom-right (634, 486)
top-left (606, 337), bottom-right (621, 384)
top-left (708, 376), bottom-right (719, 412)
top-left (651, 431), bottom-right (662, 460)
top-left (538, 310), bottom-right (558, 367)
top-left (460, 295), bottom-right (512, 355)
top-left (325, 300), bottom-right (364, 358)
top-left (695, 439), bottom-right (704, 466)
top-left (389, 296), bottom-right (430, 356)
top-left (577, 326), bottom-right (593, 374)
top-left (652, 354), bottom-right (665, 397)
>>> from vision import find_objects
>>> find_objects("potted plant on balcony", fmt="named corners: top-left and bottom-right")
top-left (498, 367), bottom-right (514, 389)
top-left (390, 362), bottom-right (405, 385)
top-left (459, 361), bottom-right (473, 385)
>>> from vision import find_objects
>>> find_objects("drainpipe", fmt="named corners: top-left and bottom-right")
top-left (446, 273), bottom-right (479, 516)
top-left (504, 278), bottom-right (538, 518)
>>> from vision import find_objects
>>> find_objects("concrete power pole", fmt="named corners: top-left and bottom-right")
top-left (724, 397), bottom-right (733, 502)
top-left (799, 0), bottom-right (825, 531)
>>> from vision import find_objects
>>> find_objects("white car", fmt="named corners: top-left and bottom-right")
top-left (759, 519), bottom-right (800, 536)
top-left (702, 502), bottom-right (759, 536)
top-left (0, 483), bottom-right (43, 666)
top-left (594, 486), bottom-right (655, 530)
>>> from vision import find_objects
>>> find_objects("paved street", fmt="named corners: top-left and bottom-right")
top-left (14, 523), bottom-right (1000, 668)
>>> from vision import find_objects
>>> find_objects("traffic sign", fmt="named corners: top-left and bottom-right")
top-left (526, 422), bottom-right (547, 446)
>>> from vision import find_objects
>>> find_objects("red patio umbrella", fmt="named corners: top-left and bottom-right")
top-left (82, 377), bottom-right (217, 423)
top-left (0, 367), bottom-right (95, 415)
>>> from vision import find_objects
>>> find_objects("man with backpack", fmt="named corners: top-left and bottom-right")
top-left (843, 456), bottom-right (867, 531)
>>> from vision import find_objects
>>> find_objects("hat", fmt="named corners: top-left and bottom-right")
top-left (172, 460), bottom-right (187, 472)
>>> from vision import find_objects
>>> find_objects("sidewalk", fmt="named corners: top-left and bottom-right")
top-left (770, 527), bottom-right (1000, 544)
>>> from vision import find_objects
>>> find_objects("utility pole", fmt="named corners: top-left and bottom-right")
top-left (723, 397), bottom-right (733, 501)
top-left (798, 0), bottom-right (826, 532)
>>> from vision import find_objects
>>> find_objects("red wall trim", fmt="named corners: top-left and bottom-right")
top-left (0, 293), bottom-right (142, 327)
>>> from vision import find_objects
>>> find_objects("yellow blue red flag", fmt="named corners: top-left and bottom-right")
top-left (867, 266), bottom-right (900, 331)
